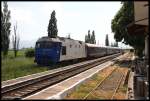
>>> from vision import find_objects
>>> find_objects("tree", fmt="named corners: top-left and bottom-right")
top-left (85, 30), bottom-right (91, 43)
top-left (85, 30), bottom-right (96, 44)
top-left (111, 41), bottom-right (118, 47)
top-left (1, 1), bottom-right (11, 57)
top-left (91, 30), bottom-right (96, 44)
top-left (105, 34), bottom-right (109, 46)
top-left (1, 11), bottom-right (4, 49)
top-left (67, 33), bottom-right (71, 39)
top-left (12, 22), bottom-right (20, 57)
top-left (115, 42), bottom-right (118, 47)
top-left (111, 1), bottom-right (145, 57)
top-left (111, 42), bottom-right (114, 47)
top-left (87, 30), bottom-right (91, 43)
top-left (85, 34), bottom-right (88, 43)
top-left (48, 10), bottom-right (58, 38)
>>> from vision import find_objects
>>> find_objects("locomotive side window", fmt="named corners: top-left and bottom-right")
top-left (62, 46), bottom-right (66, 55)
top-left (70, 45), bottom-right (72, 48)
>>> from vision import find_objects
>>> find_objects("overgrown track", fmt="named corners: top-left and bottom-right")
top-left (83, 67), bottom-right (125, 99)
top-left (83, 53), bottom-right (132, 100)
top-left (1, 53), bottom-right (121, 100)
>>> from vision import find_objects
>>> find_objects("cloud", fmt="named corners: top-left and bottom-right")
top-left (40, 2), bottom-right (63, 19)
top-left (39, 2), bottom-right (64, 35)
top-left (9, 7), bottom-right (33, 25)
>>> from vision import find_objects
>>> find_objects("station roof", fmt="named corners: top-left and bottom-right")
top-left (127, 23), bottom-right (147, 35)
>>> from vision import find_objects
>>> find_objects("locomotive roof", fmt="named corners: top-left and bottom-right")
top-left (37, 36), bottom-right (61, 42)
top-left (86, 43), bottom-right (105, 48)
top-left (37, 36), bottom-right (84, 44)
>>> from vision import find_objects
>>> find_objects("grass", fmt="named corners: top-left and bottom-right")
top-left (1, 50), bottom-right (49, 81)
top-left (66, 78), bottom-right (99, 99)
top-left (65, 66), bottom-right (117, 99)
top-left (119, 84), bottom-right (128, 93)
top-left (86, 93), bottom-right (105, 100)
top-left (66, 74), bottom-right (106, 99)
top-left (112, 84), bottom-right (128, 99)
top-left (65, 73), bottom-right (105, 99)
top-left (1, 50), bottom-right (90, 81)
top-left (2, 50), bottom-right (25, 59)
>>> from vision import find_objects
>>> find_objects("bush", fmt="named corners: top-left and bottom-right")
top-left (25, 48), bottom-right (35, 57)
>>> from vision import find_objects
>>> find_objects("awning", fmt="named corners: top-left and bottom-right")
top-left (127, 22), bottom-right (148, 35)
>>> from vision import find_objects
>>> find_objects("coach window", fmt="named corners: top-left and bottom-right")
top-left (62, 46), bottom-right (66, 55)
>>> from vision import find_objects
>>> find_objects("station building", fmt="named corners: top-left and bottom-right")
top-left (127, 1), bottom-right (149, 100)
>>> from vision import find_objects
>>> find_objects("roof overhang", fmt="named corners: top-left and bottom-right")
top-left (127, 22), bottom-right (148, 35)
top-left (127, 1), bottom-right (149, 35)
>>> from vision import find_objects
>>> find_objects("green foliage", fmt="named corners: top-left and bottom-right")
top-left (12, 22), bottom-right (20, 57)
top-left (115, 42), bottom-right (118, 47)
top-left (48, 10), bottom-right (58, 38)
top-left (1, 1), bottom-right (11, 57)
top-left (67, 33), bottom-right (71, 39)
top-left (111, 41), bottom-right (118, 47)
top-left (91, 31), bottom-right (96, 44)
top-left (111, 1), bottom-right (145, 57)
top-left (111, 2), bottom-right (134, 43)
top-left (87, 30), bottom-right (91, 43)
top-left (1, 50), bottom-right (25, 60)
top-left (105, 34), bottom-right (109, 46)
top-left (25, 48), bottom-right (35, 57)
top-left (85, 30), bottom-right (96, 44)
top-left (85, 35), bottom-right (88, 43)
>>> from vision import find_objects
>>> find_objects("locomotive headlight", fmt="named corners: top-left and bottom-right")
top-left (57, 51), bottom-right (59, 54)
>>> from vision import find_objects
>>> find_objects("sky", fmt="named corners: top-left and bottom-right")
top-left (2, 1), bottom-right (132, 49)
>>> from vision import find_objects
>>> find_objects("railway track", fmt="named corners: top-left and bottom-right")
top-left (83, 53), bottom-right (132, 100)
top-left (1, 53), bottom-right (121, 100)
top-left (83, 67), bottom-right (125, 100)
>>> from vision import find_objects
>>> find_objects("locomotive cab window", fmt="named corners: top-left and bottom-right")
top-left (70, 44), bottom-right (72, 48)
top-left (46, 42), bottom-right (53, 48)
top-left (36, 41), bottom-right (55, 48)
top-left (36, 42), bottom-right (40, 48)
top-left (62, 46), bottom-right (66, 55)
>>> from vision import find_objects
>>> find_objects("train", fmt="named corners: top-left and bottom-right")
top-left (34, 36), bottom-right (123, 65)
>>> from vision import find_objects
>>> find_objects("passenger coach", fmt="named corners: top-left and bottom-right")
top-left (86, 43), bottom-right (122, 58)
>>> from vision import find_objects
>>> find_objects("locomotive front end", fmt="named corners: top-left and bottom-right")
top-left (35, 37), bottom-right (61, 65)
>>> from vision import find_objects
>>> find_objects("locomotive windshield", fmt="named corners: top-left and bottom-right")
top-left (36, 41), bottom-right (54, 48)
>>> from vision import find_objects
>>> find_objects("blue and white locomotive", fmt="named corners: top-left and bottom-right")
top-left (34, 36), bottom-right (123, 65)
